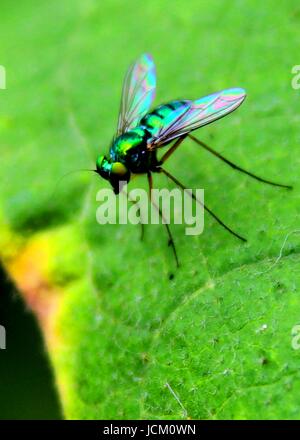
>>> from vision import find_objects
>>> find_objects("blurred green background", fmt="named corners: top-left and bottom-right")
top-left (0, 0), bottom-right (300, 420)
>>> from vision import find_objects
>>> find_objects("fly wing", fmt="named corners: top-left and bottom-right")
top-left (150, 88), bottom-right (246, 147)
top-left (147, 101), bottom-right (192, 144)
top-left (116, 54), bottom-right (156, 136)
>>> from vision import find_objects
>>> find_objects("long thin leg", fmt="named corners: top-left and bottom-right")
top-left (147, 171), bottom-right (154, 203)
top-left (122, 187), bottom-right (145, 241)
top-left (188, 134), bottom-right (292, 190)
top-left (147, 172), bottom-right (179, 267)
top-left (160, 135), bottom-right (188, 164)
top-left (160, 168), bottom-right (247, 242)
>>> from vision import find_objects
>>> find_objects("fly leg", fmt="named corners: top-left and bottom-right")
top-left (188, 134), bottom-right (292, 189)
top-left (159, 135), bottom-right (188, 164)
top-left (147, 172), bottom-right (179, 268)
top-left (159, 167), bottom-right (247, 243)
top-left (122, 187), bottom-right (145, 241)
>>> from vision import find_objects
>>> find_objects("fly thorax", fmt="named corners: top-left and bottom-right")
top-left (111, 129), bottom-right (146, 159)
top-left (110, 129), bottom-right (151, 173)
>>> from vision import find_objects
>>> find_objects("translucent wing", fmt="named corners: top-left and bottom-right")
top-left (150, 88), bottom-right (246, 147)
top-left (117, 53), bottom-right (156, 136)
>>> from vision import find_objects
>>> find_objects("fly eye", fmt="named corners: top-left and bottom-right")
top-left (111, 162), bottom-right (128, 177)
top-left (96, 155), bottom-right (105, 171)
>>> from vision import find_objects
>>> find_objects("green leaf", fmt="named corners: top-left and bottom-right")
top-left (1, 0), bottom-right (300, 419)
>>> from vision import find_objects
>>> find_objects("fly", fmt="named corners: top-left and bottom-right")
top-left (95, 54), bottom-right (292, 267)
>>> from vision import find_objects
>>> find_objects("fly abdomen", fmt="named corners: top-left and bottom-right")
top-left (140, 100), bottom-right (188, 136)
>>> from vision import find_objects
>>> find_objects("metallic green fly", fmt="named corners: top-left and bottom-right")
top-left (95, 54), bottom-right (291, 266)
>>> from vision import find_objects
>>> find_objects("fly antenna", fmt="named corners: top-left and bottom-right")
top-left (48, 168), bottom-right (97, 203)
